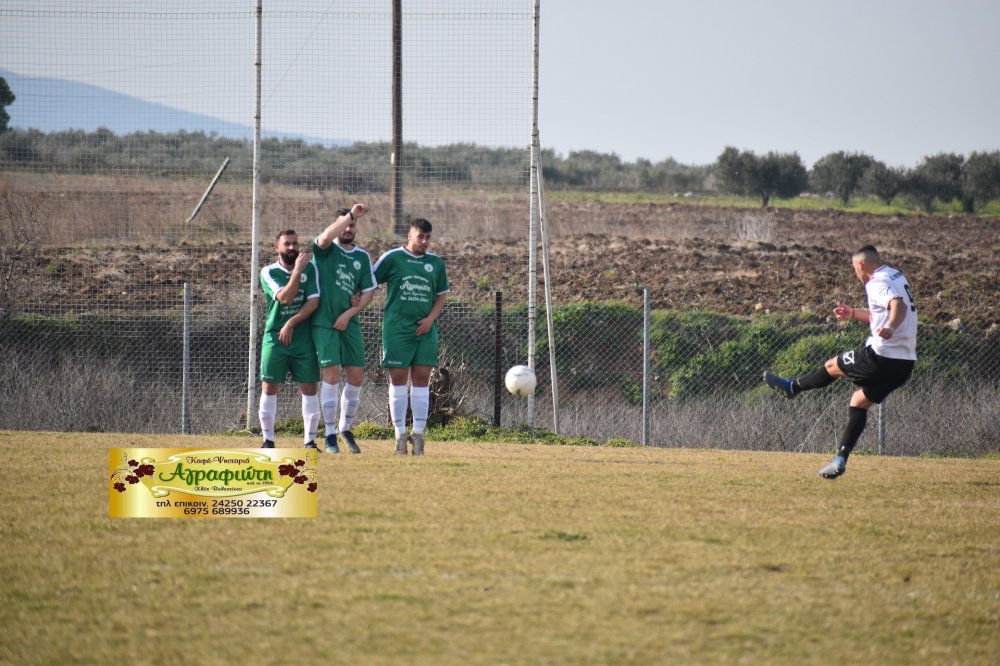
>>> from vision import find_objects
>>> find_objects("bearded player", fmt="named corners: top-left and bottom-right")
top-left (258, 230), bottom-right (321, 449)
top-left (372, 218), bottom-right (449, 456)
top-left (311, 203), bottom-right (377, 453)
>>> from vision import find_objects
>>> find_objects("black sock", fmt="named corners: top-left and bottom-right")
top-left (836, 406), bottom-right (868, 461)
top-left (794, 367), bottom-right (834, 392)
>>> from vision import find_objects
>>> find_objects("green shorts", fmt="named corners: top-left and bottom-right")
top-left (313, 323), bottom-right (367, 369)
top-left (260, 333), bottom-right (320, 383)
top-left (381, 324), bottom-right (439, 368)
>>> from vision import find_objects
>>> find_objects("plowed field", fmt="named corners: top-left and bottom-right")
top-left (14, 191), bottom-right (1000, 329)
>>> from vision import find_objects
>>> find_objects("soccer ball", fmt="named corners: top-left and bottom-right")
top-left (505, 365), bottom-right (537, 397)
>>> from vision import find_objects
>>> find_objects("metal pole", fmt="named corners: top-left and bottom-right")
top-left (246, 0), bottom-right (263, 430)
top-left (878, 401), bottom-right (885, 454)
top-left (390, 0), bottom-right (403, 234)
top-left (182, 283), bottom-right (191, 434)
top-left (493, 291), bottom-right (503, 427)
top-left (525, 0), bottom-right (540, 426)
top-left (642, 288), bottom-right (650, 446)
top-left (536, 158), bottom-right (559, 434)
top-left (186, 157), bottom-right (230, 223)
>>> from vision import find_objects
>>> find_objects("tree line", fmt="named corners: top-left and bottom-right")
top-left (715, 147), bottom-right (1000, 212)
top-left (1, 127), bottom-right (998, 212)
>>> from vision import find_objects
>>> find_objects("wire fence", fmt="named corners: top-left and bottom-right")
top-left (2, 1), bottom-right (998, 457)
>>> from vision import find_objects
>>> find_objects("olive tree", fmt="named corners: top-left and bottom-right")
top-left (809, 151), bottom-right (873, 205)
top-left (715, 147), bottom-right (808, 207)
top-left (860, 160), bottom-right (905, 205)
top-left (962, 151), bottom-right (1000, 212)
top-left (0, 77), bottom-right (15, 133)
top-left (903, 153), bottom-right (964, 212)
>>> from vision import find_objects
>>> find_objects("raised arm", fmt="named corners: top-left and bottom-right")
top-left (315, 202), bottom-right (369, 249)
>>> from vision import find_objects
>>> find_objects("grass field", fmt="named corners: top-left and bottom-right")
top-left (544, 189), bottom-right (1000, 216)
top-left (2, 432), bottom-right (999, 665)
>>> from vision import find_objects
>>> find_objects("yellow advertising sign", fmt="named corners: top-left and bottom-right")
top-left (109, 448), bottom-right (318, 518)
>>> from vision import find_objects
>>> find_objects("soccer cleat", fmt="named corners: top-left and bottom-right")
top-left (262, 440), bottom-right (275, 449)
top-left (341, 430), bottom-right (361, 454)
top-left (763, 371), bottom-right (797, 399)
top-left (395, 434), bottom-right (408, 455)
top-left (324, 433), bottom-right (340, 453)
top-left (819, 456), bottom-right (847, 479)
top-left (411, 433), bottom-right (425, 456)
top-left (304, 441), bottom-right (320, 452)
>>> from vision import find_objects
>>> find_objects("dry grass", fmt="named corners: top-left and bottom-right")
top-left (2, 432), bottom-right (999, 665)
top-left (3, 172), bottom-right (782, 247)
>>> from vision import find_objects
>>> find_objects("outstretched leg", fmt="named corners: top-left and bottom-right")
top-left (764, 356), bottom-right (844, 399)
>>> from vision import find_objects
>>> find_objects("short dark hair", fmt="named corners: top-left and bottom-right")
top-left (853, 245), bottom-right (880, 264)
top-left (336, 207), bottom-right (351, 217)
top-left (410, 218), bottom-right (432, 233)
top-left (276, 229), bottom-right (297, 241)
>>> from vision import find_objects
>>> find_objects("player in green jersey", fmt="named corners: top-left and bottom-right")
top-left (258, 230), bottom-right (321, 449)
top-left (372, 218), bottom-right (449, 456)
top-left (311, 203), bottom-right (377, 453)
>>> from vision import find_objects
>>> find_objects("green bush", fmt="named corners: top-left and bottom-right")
top-left (651, 309), bottom-right (749, 373)
top-left (352, 422), bottom-right (395, 440)
top-left (914, 325), bottom-right (980, 381)
top-left (668, 323), bottom-right (799, 400)
top-left (538, 301), bottom-right (642, 391)
top-left (605, 438), bottom-right (639, 448)
top-left (423, 416), bottom-right (598, 446)
top-left (771, 332), bottom-right (851, 377)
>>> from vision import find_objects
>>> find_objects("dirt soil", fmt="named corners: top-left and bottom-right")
top-left (16, 201), bottom-right (1000, 329)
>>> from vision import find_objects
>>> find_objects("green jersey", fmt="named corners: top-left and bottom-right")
top-left (373, 247), bottom-right (449, 332)
top-left (260, 261), bottom-right (319, 336)
top-left (310, 238), bottom-right (376, 328)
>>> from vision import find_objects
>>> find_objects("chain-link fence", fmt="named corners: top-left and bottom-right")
top-left (2, 2), bottom-right (997, 457)
top-left (519, 295), bottom-right (1000, 456)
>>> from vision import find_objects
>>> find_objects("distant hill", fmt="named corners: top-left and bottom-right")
top-left (0, 69), bottom-right (349, 147)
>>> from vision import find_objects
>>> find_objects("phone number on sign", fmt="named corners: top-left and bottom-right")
top-left (182, 498), bottom-right (279, 515)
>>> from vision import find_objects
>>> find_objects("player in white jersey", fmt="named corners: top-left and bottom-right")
top-left (763, 246), bottom-right (917, 479)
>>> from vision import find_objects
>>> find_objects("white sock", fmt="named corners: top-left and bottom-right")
top-left (320, 381), bottom-right (339, 435)
top-left (302, 393), bottom-right (320, 444)
top-left (339, 383), bottom-right (362, 433)
top-left (258, 393), bottom-right (277, 442)
top-left (389, 384), bottom-right (409, 437)
top-left (411, 385), bottom-right (430, 434)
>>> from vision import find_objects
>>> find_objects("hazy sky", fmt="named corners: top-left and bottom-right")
top-left (540, 0), bottom-right (1000, 166)
top-left (7, 1), bottom-right (1000, 168)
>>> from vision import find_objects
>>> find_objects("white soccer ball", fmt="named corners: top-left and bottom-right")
top-left (505, 365), bottom-right (537, 397)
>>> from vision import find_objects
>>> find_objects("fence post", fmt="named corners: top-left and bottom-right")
top-left (493, 290), bottom-right (502, 427)
top-left (642, 288), bottom-right (650, 446)
top-left (182, 282), bottom-right (191, 434)
top-left (246, 0), bottom-right (263, 430)
top-left (877, 400), bottom-right (886, 454)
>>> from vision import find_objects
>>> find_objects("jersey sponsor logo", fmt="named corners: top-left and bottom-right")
top-left (401, 279), bottom-right (433, 294)
top-left (842, 350), bottom-right (855, 365)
